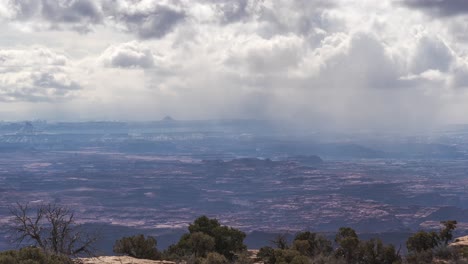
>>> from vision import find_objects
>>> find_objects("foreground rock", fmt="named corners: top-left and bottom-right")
top-left (450, 235), bottom-right (468, 247)
top-left (76, 256), bottom-right (175, 264)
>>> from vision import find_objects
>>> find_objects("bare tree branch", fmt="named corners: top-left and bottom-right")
top-left (8, 202), bottom-right (97, 257)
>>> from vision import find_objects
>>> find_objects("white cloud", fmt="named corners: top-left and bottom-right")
top-left (99, 41), bottom-right (154, 68)
top-left (0, 47), bottom-right (81, 102)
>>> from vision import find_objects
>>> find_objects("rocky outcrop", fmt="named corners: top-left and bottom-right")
top-left (450, 236), bottom-right (468, 247)
top-left (76, 256), bottom-right (175, 264)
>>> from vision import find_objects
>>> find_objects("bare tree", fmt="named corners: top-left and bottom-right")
top-left (270, 233), bottom-right (289, 250)
top-left (9, 203), bottom-right (97, 257)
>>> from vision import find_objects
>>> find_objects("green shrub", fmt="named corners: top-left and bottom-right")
top-left (290, 255), bottom-right (311, 264)
top-left (257, 246), bottom-right (276, 264)
top-left (166, 216), bottom-right (247, 261)
top-left (273, 249), bottom-right (301, 263)
top-left (202, 252), bottom-right (228, 264)
top-left (190, 216), bottom-right (247, 259)
top-left (310, 254), bottom-right (346, 264)
top-left (188, 232), bottom-right (216, 258)
top-left (0, 255), bottom-right (16, 264)
top-left (293, 231), bottom-right (333, 257)
top-left (405, 250), bottom-right (433, 264)
top-left (335, 227), bottom-right (360, 263)
top-left (0, 247), bottom-right (73, 264)
top-left (113, 234), bottom-right (160, 260)
top-left (234, 251), bottom-right (254, 264)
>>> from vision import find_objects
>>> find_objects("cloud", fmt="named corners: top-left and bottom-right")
top-left (201, 0), bottom-right (260, 24)
top-left (401, 0), bottom-right (468, 17)
top-left (100, 42), bottom-right (154, 68)
top-left (2, 0), bottom-right (468, 128)
top-left (8, 0), bottom-right (103, 32)
top-left (450, 63), bottom-right (468, 88)
top-left (42, 0), bottom-right (102, 23)
top-left (0, 47), bottom-right (81, 102)
top-left (216, 0), bottom-right (249, 23)
top-left (2, 0), bottom-right (185, 37)
top-left (224, 34), bottom-right (304, 75)
top-left (293, 32), bottom-right (402, 92)
top-left (254, 0), bottom-right (339, 37)
top-left (410, 35), bottom-right (454, 74)
top-left (105, 1), bottom-right (186, 39)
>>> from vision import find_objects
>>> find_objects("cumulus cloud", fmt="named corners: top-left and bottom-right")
top-left (100, 42), bottom-right (154, 68)
top-left (0, 48), bottom-right (81, 102)
top-left (401, 0), bottom-right (468, 17)
top-left (312, 33), bottom-right (401, 90)
top-left (224, 34), bottom-right (304, 75)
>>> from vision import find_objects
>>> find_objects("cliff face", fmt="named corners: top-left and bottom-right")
top-left (77, 256), bottom-right (175, 264)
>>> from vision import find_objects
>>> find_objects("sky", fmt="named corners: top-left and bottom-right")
top-left (0, 0), bottom-right (468, 130)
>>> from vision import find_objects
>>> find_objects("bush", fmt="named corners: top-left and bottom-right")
top-left (406, 231), bottom-right (439, 253)
top-left (291, 255), bottom-right (311, 264)
top-left (273, 248), bottom-right (301, 263)
top-left (335, 227), bottom-right (360, 263)
top-left (188, 232), bottom-right (216, 258)
top-left (433, 245), bottom-right (465, 262)
top-left (234, 251), bottom-right (254, 264)
top-left (113, 234), bottom-right (160, 260)
top-left (358, 238), bottom-right (401, 264)
top-left (405, 250), bottom-right (433, 264)
top-left (311, 254), bottom-right (346, 264)
top-left (189, 216), bottom-right (247, 259)
top-left (257, 246), bottom-right (276, 264)
top-left (166, 216), bottom-right (247, 261)
top-left (0, 247), bottom-right (73, 264)
top-left (202, 252), bottom-right (228, 264)
top-left (293, 231), bottom-right (333, 257)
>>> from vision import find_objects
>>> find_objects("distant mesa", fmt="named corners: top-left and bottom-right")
top-left (162, 116), bottom-right (175, 122)
top-left (202, 158), bottom-right (275, 167)
top-left (17, 121), bottom-right (35, 135)
top-left (229, 157), bottom-right (273, 166)
top-left (287, 155), bottom-right (323, 165)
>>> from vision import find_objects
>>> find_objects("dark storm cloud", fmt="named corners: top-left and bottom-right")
top-left (14, 0), bottom-right (102, 22)
top-left (41, 0), bottom-right (102, 24)
top-left (109, 4), bottom-right (185, 39)
top-left (401, 0), bottom-right (468, 17)
top-left (253, 0), bottom-right (339, 38)
top-left (9, 0), bottom-right (185, 37)
top-left (11, 0), bottom-right (103, 32)
top-left (211, 0), bottom-right (250, 24)
top-left (222, 0), bottom-right (248, 23)
top-left (33, 72), bottom-right (81, 91)
top-left (108, 51), bottom-right (153, 68)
